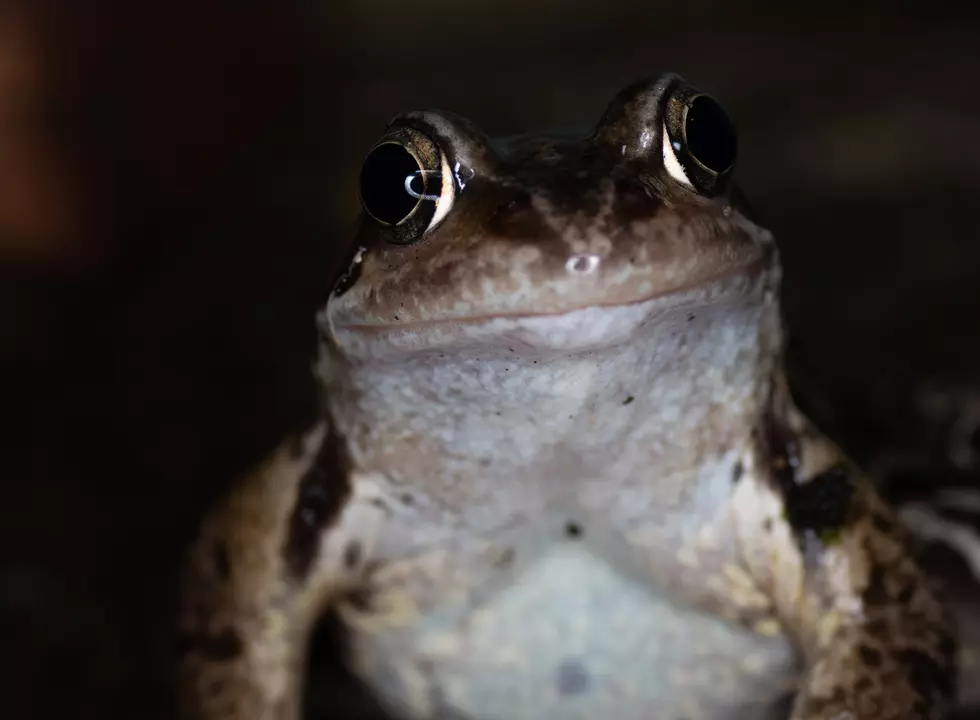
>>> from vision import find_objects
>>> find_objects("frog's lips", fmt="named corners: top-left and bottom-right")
top-left (326, 254), bottom-right (773, 358)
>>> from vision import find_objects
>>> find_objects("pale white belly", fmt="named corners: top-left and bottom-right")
top-left (337, 536), bottom-right (798, 720)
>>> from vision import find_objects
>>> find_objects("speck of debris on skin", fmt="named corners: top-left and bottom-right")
top-left (343, 541), bottom-right (362, 568)
top-left (555, 658), bottom-right (590, 696)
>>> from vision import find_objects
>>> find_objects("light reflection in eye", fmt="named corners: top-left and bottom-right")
top-left (453, 161), bottom-right (468, 190)
top-left (404, 169), bottom-right (443, 201)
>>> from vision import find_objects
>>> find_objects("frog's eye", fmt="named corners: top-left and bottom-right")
top-left (662, 86), bottom-right (737, 197)
top-left (358, 129), bottom-right (455, 244)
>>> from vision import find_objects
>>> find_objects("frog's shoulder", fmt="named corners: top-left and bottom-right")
top-left (731, 383), bottom-right (956, 718)
top-left (176, 422), bottom-right (354, 718)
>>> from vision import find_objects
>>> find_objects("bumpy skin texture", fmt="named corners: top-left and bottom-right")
top-left (176, 74), bottom-right (957, 719)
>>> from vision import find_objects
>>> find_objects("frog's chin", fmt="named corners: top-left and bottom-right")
top-left (325, 262), bottom-right (773, 362)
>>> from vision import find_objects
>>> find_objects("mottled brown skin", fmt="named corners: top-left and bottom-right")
top-left (737, 377), bottom-right (957, 719)
top-left (178, 424), bottom-right (344, 720)
top-left (177, 74), bottom-right (957, 719)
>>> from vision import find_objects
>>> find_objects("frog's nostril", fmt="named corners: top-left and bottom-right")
top-left (566, 254), bottom-right (600, 274)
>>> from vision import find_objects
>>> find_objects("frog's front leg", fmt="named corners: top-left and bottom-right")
top-left (176, 421), bottom-right (386, 720)
top-left (734, 399), bottom-right (957, 720)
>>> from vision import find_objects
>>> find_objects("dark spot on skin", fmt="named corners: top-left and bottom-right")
top-left (344, 541), bottom-right (362, 569)
top-left (687, 313), bottom-right (696, 322)
top-left (555, 659), bottom-right (590, 696)
top-left (865, 619), bottom-right (889, 640)
top-left (854, 676), bottom-right (874, 692)
top-left (565, 521), bottom-right (583, 538)
top-left (343, 587), bottom-right (377, 614)
top-left (400, 492), bottom-right (414, 505)
top-left (871, 511), bottom-right (895, 534)
top-left (495, 547), bottom-right (515, 568)
top-left (762, 387), bottom-right (856, 543)
top-left (896, 580), bottom-right (916, 604)
top-left (863, 562), bottom-right (890, 606)
top-left (622, 395), bottom-right (635, 406)
top-left (783, 464), bottom-right (856, 542)
top-left (731, 461), bottom-right (744, 484)
top-left (486, 190), bottom-right (552, 239)
top-left (204, 678), bottom-right (227, 698)
top-left (895, 647), bottom-right (954, 711)
top-left (532, 160), bottom-right (607, 220)
top-left (762, 518), bottom-right (773, 532)
top-left (859, 644), bottom-right (883, 667)
top-left (176, 627), bottom-right (243, 662)
top-left (211, 541), bottom-right (231, 581)
top-left (283, 424), bottom-right (352, 580)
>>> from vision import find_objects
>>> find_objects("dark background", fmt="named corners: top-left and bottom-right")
top-left (3, 2), bottom-right (980, 719)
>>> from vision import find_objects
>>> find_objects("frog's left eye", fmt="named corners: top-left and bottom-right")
top-left (358, 128), bottom-right (456, 244)
top-left (662, 85), bottom-right (737, 197)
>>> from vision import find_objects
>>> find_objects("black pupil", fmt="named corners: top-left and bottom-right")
top-left (359, 143), bottom-right (424, 224)
top-left (684, 95), bottom-right (737, 174)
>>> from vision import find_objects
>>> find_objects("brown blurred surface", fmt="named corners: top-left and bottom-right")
top-left (3, 2), bottom-right (980, 719)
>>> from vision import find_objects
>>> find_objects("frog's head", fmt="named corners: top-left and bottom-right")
top-left (322, 73), bottom-right (778, 361)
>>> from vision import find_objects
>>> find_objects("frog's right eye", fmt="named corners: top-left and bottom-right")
top-left (358, 129), bottom-right (455, 244)
top-left (661, 84), bottom-right (737, 197)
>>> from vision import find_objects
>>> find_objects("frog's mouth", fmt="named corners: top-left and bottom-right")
top-left (324, 253), bottom-right (774, 361)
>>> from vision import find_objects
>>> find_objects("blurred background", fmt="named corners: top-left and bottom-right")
top-left (3, 1), bottom-right (980, 719)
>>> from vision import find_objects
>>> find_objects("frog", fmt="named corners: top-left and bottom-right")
top-left (176, 73), bottom-right (957, 720)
